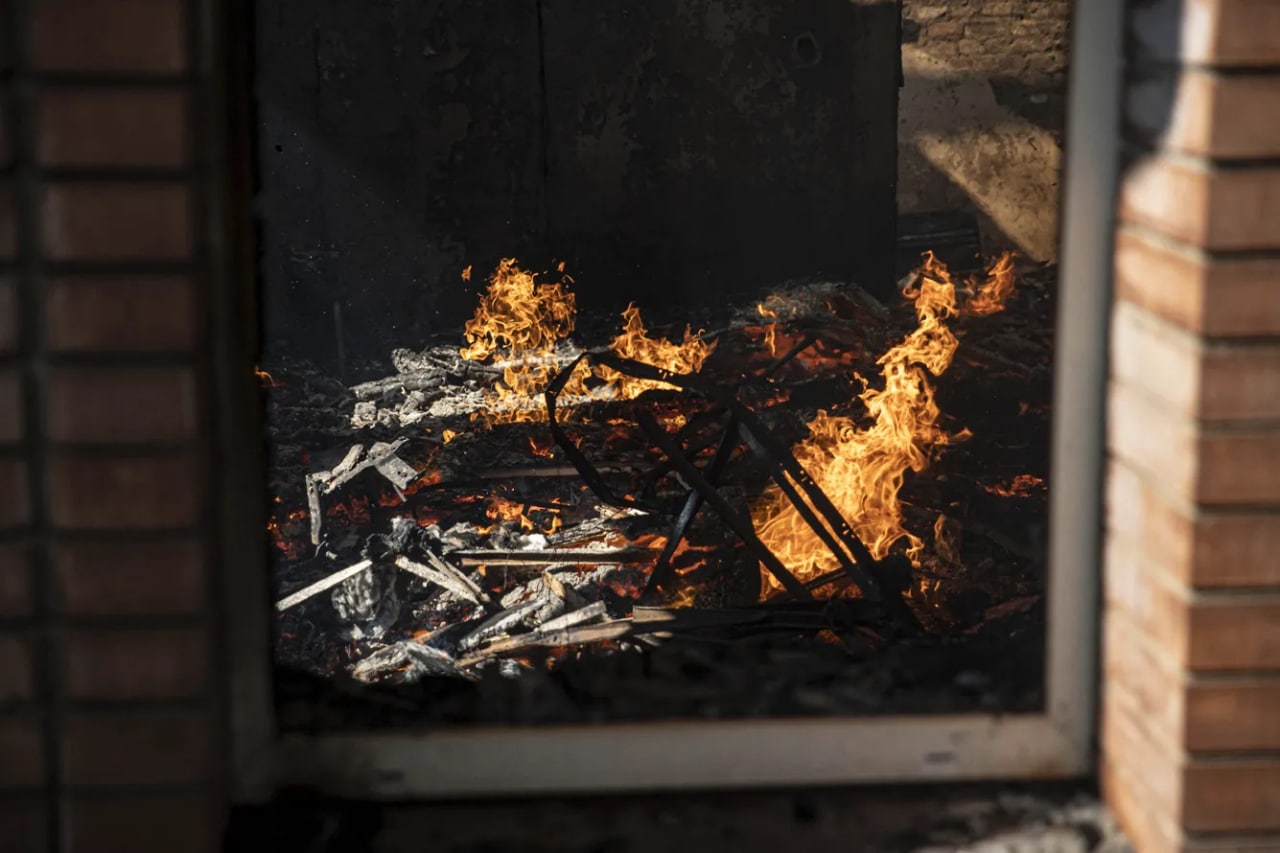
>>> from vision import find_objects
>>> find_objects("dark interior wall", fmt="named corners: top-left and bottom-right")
top-left (254, 0), bottom-right (901, 368)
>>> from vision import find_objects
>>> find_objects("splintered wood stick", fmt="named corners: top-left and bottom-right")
top-left (276, 559), bottom-right (373, 611)
top-left (449, 548), bottom-right (656, 566)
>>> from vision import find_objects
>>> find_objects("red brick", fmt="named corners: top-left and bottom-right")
top-left (0, 91), bottom-right (10, 169)
top-left (1102, 677), bottom-right (1183, 826)
top-left (1114, 227), bottom-right (1280, 337)
top-left (1100, 754), bottom-right (1182, 853)
top-left (1108, 382), bottom-right (1197, 501)
top-left (0, 368), bottom-right (22, 443)
top-left (0, 798), bottom-right (49, 853)
top-left (1197, 430), bottom-right (1280, 505)
top-left (55, 540), bottom-right (206, 617)
top-left (62, 709), bottom-right (215, 786)
top-left (1105, 533), bottom-right (1191, 669)
top-left (66, 793), bottom-right (220, 853)
top-left (1184, 761), bottom-right (1280, 833)
top-left (1133, 0), bottom-right (1280, 67)
top-left (0, 545), bottom-right (32, 618)
top-left (42, 184), bottom-right (191, 262)
top-left (1119, 156), bottom-right (1280, 251)
top-left (1111, 461), bottom-right (1280, 588)
top-left (1112, 301), bottom-right (1280, 422)
top-left (0, 458), bottom-right (31, 530)
top-left (38, 89), bottom-right (189, 169)
top-left (0, 180), bottom-right (15, 260)
top-left (1103, 608), bottom-right (1185, 753)
top-left (46, 276), bottom-right (197, 353)
top-left (30, 0), bottom-right (187, 73)
top-left (49, 454), bottom-right (200, 530)
top-left (47, 367), bottom-right (198, 444)
top-left (1187, 595), bottom-right (1280, 672)
top-left (62, 626), bottom-right (208, 700)
top-left (0, 715), bottom-right (44, 789)
top-left (1190, 511), bottom-right (1280, 588)
top-left (1108, 530), bottom-right (1280, 672)
top-left (1186, 678), bottom-right (1280, 751)
top-left (0, 632), bottom-right (34, 703)
top-left (0, 277), bottom-right (17, 352)
top-left (1110, 381), bottom-right (1280, 505)
top-left (1105, 458), bottom-right (1280, 591)
top-left (1194, 0), bottom-right (1280, 67)
top-left (1155, 70), bottom-right (1280, 159)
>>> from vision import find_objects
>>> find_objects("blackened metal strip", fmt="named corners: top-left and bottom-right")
top-left (589, 351), bottom-right (883, 600)
top-left (641, 413), bottom-right (740, 601)
top-left (636, 410), bottom-right (812, 601)
top-left (543, 352), bottom-right (657, 512)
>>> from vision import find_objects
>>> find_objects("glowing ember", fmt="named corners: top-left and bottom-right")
top-left (751, 252), bottom-right (1017, 596)
top-left (982, 473), bottom-right (1045, 497)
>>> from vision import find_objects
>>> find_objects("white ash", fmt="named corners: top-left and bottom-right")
top-left (330, 563), bottom-right (401, 641)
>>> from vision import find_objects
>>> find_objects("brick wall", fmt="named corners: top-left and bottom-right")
top-left (903, 0), bottom-right (1071, 86)
top-left (0, 1), bottom-right (227, 852)
top-left (1102, 1), bottom-right (1280, 850)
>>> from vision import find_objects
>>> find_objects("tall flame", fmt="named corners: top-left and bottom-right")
top-left (459, 259), bottom-right (714, 421)
top-left (751, 251), bottom-right (1015, 595)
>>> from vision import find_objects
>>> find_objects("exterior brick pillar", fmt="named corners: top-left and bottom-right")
top-left (1102, 1), bottom-right (1280, 850)
top-left (0, 1), bottom-right (228, 851)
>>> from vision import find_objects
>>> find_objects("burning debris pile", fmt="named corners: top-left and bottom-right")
top-left (266, 252), bottom-right (1054, 722)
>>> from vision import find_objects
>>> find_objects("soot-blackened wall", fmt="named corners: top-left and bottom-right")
top-left (254, 0), bottom-right (901, 368)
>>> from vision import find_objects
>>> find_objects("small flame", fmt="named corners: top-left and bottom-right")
top-left (757, 304), bottom-right (780, 356)
top-left (461, 265), bottom-right (472, 282)
top-left (441, 429), bottom-right (458, 445)
top-left (752, 251), bottom-right (1014, 595)
top-left (597, 304), bottom-right (717, 398)
top-left (965, 251), bottom-right (1017, 316)
top-left (254, 366), bottom-right (282, 388)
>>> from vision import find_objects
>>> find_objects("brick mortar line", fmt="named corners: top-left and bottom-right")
top-left (37, 169), bottom-right (206, 183)
top-left (38, 261), bottom-right (203, 275)
top-left (0, 528), bottom-right (201, 543)
top-left (25, 74), bottom-right (198, 87)
top-left (1113, 299), bottom-right (1280, 350)
top-left (1123, 56), bottom-right (1280, 78)
top-left (0, 354), bottom-right (201, 368)
top-left (1105, 454), bottom-right (1280, 517)
top-left (1116, 221), bottom-right (1280, 262)
top-left (1119, 142), bottom-right (1280, 173)
top-left (1107, 595), bottom-right (1280, 686)
top-left (61, 782), bottom-right (216, 796)
top-left (4, 0), bottom-right (66, 845)
top-left (1108, 375), bottom-right (1280, 434)
top-left (1106, 528), bottom-right (1280, 608)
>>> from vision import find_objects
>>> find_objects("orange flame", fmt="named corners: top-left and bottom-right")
top-left (458, 259), bottom-right (713, 422)
top-left (751, 252), bottom-right (1014, 595)
top-left (982, 473), bottom-right (1045, 497)
top-left (965, 251), bottom-right (1017, 316)
top-left (597, 304), bottom-right (717, 398)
